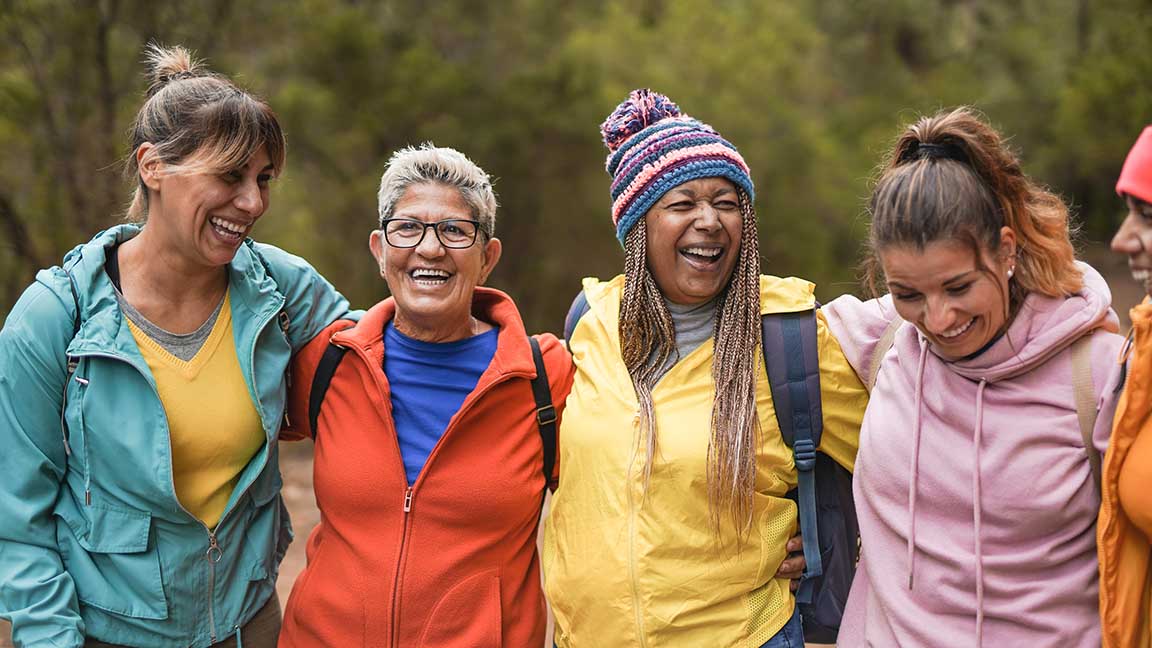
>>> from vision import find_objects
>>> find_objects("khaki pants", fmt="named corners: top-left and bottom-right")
top-left (85, 592), bottom-right (280, 648)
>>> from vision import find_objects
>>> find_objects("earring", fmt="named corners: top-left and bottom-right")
top-left (1007, 267), bottom-right (1015, 279)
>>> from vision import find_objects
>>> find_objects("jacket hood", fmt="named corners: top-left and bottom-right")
top-left (943, 261), bottom-right (1118, 382)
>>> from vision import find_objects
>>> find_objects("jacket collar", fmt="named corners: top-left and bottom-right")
top-left (59, 224), bottom-right (284, 358)
top-left (331, 285), bottom-right (535, 377)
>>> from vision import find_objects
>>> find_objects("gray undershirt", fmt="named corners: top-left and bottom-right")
top-left (653, 297), bottom-right (718, 381)
top-left (115, 289), bottom-right (224, 361)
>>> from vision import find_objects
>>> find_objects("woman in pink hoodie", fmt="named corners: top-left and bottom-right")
top-left (824, 108), bottom-right (1125, 647)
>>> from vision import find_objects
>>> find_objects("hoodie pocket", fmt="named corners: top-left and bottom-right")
top-left (418, 569), bottom-right (503, 648)
top-left (56, 503), bottom-right (168, 620)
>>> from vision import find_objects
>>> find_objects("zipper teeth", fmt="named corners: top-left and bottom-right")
top-left (629, 411), bottom-right (647, 648)
top-left (207, 531), bottom-right (220, 643)
top-left (391, 486), bottom-right (413, 648)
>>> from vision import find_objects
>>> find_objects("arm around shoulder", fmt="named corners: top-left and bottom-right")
top-left (249, 242), bottom-right (357, 350)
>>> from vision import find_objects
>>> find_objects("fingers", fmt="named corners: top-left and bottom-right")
top-left (774, 555), bottom-right (804, 580)
top-left (785, 533), bottom-right (803, 554)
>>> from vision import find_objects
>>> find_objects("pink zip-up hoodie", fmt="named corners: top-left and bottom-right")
top-left (824, 262), bottom-right (1124, 648)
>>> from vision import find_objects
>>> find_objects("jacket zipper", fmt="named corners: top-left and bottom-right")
top-left (339, 338), bottom-right (531, 647)
top-left (390, 486), bottom-right (413, 648)
top-left (628, 408), bottom-right (648, 648)
top-left (206, 531), bottom-right (223, 642)
top-left (70, 302), bottom-right (280, 643)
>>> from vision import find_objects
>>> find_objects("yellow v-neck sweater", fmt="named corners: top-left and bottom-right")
top-left (127, 291), bottom-right (265, 528)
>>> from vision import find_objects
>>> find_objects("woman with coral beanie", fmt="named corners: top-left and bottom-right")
top-left (1101, 125), bottom-right (1152, 648)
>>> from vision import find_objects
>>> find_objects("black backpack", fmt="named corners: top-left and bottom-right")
top-left (306, 335), bottom-right (557, 488)
top-left (564, 294), bottom-right (856, 644)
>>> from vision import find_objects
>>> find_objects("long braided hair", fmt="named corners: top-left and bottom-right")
top-left (619, 188), bottom-right (763, 535)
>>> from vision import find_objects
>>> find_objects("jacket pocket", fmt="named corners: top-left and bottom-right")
top-left (419, 569), bottom-right (503, 648)
top-left (245, 467), bottom-right (290, 582)
top-left (56, 503), bottom-right (168, 619)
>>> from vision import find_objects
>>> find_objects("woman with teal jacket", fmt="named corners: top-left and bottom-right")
top-left (0, 45), bottom-right (348, 647)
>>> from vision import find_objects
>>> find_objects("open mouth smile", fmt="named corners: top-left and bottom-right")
top-left (409, 268), bottom-right (452, 287)
top-left (209, 216), bottom-right (251, 243)
top-left (679, 245), bottom-right (724, 269)
top-left (938, 317), bottom-right (976, 341)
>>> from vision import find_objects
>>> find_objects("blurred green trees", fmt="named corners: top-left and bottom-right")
top-left (1, 0), bottom-right (1147, 331)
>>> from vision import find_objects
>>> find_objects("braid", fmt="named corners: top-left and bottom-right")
top-left (620, 220), bottom-right (676, 485)
top-left (618, 190), bottom-right (764, 536)
top-left (708, 189), bottom-right (763, 535)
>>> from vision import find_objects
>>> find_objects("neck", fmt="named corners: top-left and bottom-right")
top-left (393, 311), bottom-right (492, 343)
top-left (118, 227), bottom-right (228, 305)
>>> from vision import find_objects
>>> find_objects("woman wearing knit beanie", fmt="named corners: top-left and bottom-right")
top-left (1101, 126), bottom-right (1152, 648)
top-left (541, 89), bottom-right (868, 647)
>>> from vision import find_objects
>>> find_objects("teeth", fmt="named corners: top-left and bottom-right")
top-left (683, 247), bottom-right (721, 258)
top-left (1133, 269), bottom-right (1150, 282)
top-left (940, 318), bottom-right (975, 339)
top-left (210, 217), bottom-right (247, 234)
top-left (411, 269), bottom-right (450, 279)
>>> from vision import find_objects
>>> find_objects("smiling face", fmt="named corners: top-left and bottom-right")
top-left (643, 177), bottom-right (743, 306)
top-left (370, 182), bottom-right (502, 341)
top-left (1110, 195), bottom-right (1152, 296)
top-left (141, 144), bottom-right (275, 268)
top-left (881, 230), bottom-right (1017, 360)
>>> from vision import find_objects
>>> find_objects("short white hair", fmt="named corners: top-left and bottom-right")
top-left (377, 144), bottom-right (497, 235)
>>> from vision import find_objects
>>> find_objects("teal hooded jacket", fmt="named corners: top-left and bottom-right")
top-left (0, 225), bottom-right (350, 647)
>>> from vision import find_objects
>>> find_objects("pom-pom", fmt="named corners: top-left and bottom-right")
top-left (600, 89), bottom-right (682, 153)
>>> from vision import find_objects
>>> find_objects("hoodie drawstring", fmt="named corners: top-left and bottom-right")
top-left (907, 337), bottom-right (930, 590)
top-left (234, 624), bottom-right (243, 648)
top-left (973, 378), bottom-right (988, 647)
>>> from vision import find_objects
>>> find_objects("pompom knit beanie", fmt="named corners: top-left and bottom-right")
top-left (1117, 126), bottom-right (1152, 205)
top-left (600, 89), bottom-right (755, 246)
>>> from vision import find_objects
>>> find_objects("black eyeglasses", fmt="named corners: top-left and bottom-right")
top-left (380, 218), bottom-right (485, 249)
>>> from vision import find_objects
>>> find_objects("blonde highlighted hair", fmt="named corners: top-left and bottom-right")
top-left (865, 107), bottom-right (1081, 299)
top-left (125, 43), bottom-right (286, 222)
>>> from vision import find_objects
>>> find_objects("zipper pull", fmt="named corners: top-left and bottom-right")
top-left (403, 488), bottom-right (413, 513)
top-left (206, 532), bottom-right (223, 563)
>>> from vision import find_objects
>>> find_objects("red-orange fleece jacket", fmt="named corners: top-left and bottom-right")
top-left (278, 287), bottom-right (574, 648)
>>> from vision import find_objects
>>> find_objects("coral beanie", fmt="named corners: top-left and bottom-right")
top-left (1117, 126), bottom-right (1152, 204)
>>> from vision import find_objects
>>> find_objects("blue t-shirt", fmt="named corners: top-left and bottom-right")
top-left (383, 322), bottom-right (499, 486)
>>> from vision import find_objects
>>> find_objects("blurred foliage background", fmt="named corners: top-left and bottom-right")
top-left (0, 0), bottom-right (1149, 333)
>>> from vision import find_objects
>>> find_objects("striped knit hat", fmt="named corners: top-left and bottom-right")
top-left (601, 89), bottom-right (755, 245)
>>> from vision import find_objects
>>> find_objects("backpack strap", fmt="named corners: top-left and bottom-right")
top-left (563, 290), bottom-right (590, 352)
top-left (1070, 332), bottom-right (1101, 493)
top-left (528, 336), bottom-right (558, 487)
top-left (308, 342), bottom-right (348, 439)
top-left (761, 308), bottom-right (823, 605)
top-left (867, 317), bottom-right (903, 392)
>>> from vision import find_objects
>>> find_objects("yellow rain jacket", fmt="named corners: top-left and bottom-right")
top-left (543, 274), bottom-right (867, 647)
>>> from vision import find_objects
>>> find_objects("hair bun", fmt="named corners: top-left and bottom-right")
top-left (144, 42), bottom-right (206, 97)
top-left (600, 88), bottom-right (682, 153)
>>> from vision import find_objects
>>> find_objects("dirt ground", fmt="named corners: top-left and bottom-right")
top-left (1, 244), bottom-right (1141, 647)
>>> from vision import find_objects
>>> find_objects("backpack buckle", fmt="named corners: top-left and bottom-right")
top-left (793, 439), bottom-right (817, 471)
top-left (536, 404), bottom-right (557, 426)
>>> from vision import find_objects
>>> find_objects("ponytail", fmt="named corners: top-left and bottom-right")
top-left (865, 107), bottom-right (1081, 298)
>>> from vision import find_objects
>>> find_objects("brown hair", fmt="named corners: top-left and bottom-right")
top-left (864, 107), bottom-right (1081, 300)
top-left (125, 43), bottom-right (286, 222)
top-left (619, 188), bottom-right (762, 536)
